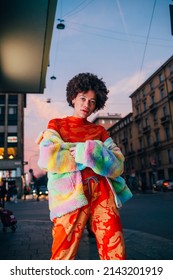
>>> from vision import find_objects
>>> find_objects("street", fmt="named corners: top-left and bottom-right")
top-left (120, 191), bottom-right (173, 241)
top-left (0, 192), bottom-right (173, 260)
top-left (2, 191), bottom-right (173, 241)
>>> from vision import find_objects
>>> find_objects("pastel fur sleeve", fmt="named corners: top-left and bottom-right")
top-left (36, 129), bottom-right (132, 207)
top-left (36, 129), bottom-right (124, 178)
top-left (36, 129), bottom-right (85, 173)
top-left (75, 137), bottom-right (124, 179)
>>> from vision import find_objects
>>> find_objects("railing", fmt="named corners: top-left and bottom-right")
top-left (160, 115), bottom-right (170, 125)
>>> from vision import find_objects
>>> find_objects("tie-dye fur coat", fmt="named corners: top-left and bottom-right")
top-left (36, 129), bottom-right (132, 220)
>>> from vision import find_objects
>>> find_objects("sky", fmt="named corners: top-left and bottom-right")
top-left (24, 0), bottom-right (173, 175)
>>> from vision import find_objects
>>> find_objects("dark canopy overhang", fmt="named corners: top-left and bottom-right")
top-left (0, 0), bottom-right (57, 93)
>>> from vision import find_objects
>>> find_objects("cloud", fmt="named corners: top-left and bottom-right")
top-left (109, 71), bottom-right (145, 98)
top-left (105, 60), bottom-right (162, 117)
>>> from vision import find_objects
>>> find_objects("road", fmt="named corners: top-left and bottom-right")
top-left (120, 191), bottom-right (173, 240)
top-left (6, 191), bottom-right (173, 241)
top-left (1, 192), bottom-right (173, 260)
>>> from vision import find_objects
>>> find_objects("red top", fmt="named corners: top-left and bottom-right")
top-left (48, 116), bottom-right (110, 179)
top-left (47, 116), bottom-right (109, 143)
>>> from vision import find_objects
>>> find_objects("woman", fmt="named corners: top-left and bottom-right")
top-left (37, 72), bottom-right (132, 260)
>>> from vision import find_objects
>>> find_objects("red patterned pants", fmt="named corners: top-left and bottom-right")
top-left (51, 173), bottom-right (126, 260)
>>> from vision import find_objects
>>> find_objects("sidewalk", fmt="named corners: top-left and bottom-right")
top-left (0, 198), bottom-right (173, 260)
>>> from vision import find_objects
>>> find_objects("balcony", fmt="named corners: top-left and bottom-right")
top-left (160, 115), bottom-right (170, 125)
top-left (153, 141), bottom-right (162, 148)
top-left (137, 148), bottom-right (144, 154)
top-left (128, 150), bottom-right (135, 156)
top-left (143, 125), bottom-right (151, 133)
top-left (134, 114), bottom-right (141, 122)
top-left (122, 138), bottom-right (128, 144)
top-left (149, 103), bottom-right (157, 112)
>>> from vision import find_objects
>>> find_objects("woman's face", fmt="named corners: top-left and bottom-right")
top-left (72, 90), bottom-right (96, 119)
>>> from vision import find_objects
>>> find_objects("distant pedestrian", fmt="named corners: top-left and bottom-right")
top-left (0, 180), bottom-right (6, 208)
top-left (11, 184), bottom-right (18, 203)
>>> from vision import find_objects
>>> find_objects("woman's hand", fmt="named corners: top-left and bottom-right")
top-left (70, 147), bottom-right (76, 159)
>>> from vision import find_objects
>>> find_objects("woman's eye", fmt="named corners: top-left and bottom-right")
top-left (90, 100), bottom-right (96, 105)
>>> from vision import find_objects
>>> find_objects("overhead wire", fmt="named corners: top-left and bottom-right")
top-left (65, 20), bottom-right (173, 43)
top-left (137, 0), bottom-right (157, 87)
top-left (66, 25), bottom-right (172, 49)
top-left (62, 0), bottom-right (95, 18)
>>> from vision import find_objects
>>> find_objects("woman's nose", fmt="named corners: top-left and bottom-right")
top-left (84, 100), bottom-right (89, 107)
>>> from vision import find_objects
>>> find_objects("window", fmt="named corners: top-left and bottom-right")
top-left (163, 106), bottom-right (167, 116)
top-left (165, 127), bottom-right (170, 140)
top-left (0, 133), bottom-right (4, 146)
top-left (159, 73), bottom-right (164, 83)
top-left (135, 94), bottom-right (139, 103)
top-left (8, 95), bottom-right (18, 105)
top-left (143, 101), bottom-right (147, 111)
top-left (0, 95), bottom-right (5, 104)
top-left (129, 127), bottom-right (132, 138)
top-left (160, 88), bottom-right (164, 99)
top-left (149, 81), bottom-right (154, 91)
top-left (168, 149), bottom-right (173, 164)
top-left (101, 120), bottom-right (105, 124)
top-left (0, 148), bottom-right (4, 159)
top-left (153, 111), bottom-right (157, 123)
top-left (144, 117), bottom-right (148, 127)
top-left (0, 106), bottom-right (5, 125)
top-left (8, 106), bottom-right (17, 125)
top-left (146, 135), bottom-right (151, 146)
top-left (130, 143), bottom-right (133, 152)
top-left (136, 106), bottom-right (139, 115)
top-left (169, 63), bottom-right (173, 74)
top-left (151, 94), bottom-right (155, 104)
top-left (8, 106), bottom-right (17, 115)
top-left (171, 80), bottom-right (173, 90)
top-left (123, 130), bottom-right (127, 138)
top-left (0, 106), bottom-right (5, 115)
top-left (138, 123), bottom-right (142, 133)
top-left (156, 152), bottom-right (161, 166)
top-left (139, 138), bottom-right (142, 149)
top-left (155, 130), bottom-right (160, 142)
top-left (7, 147), bottom-right (17, 159)
top-left (141, 89), bottom-right (146, 97)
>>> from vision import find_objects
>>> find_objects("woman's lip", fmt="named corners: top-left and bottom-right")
top-left (81, 109), bottom-right (89, 113)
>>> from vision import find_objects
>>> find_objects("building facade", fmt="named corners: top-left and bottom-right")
top-left (92, 113), bottom-right (122, 130)
top-left (108, 55), bottom-right (173, 190)
top-left (0, 93), bottom-right (26, 197)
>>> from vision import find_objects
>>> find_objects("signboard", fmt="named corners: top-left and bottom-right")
top-left (7, 136), bottom-right (17, 143)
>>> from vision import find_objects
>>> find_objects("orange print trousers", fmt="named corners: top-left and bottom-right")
top-left (51, 175), bottom-right (126, 260)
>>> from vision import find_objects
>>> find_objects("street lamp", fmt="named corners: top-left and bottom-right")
top-left (50, 75), bottom-right (56, 80)
top-left (57, 19), bottom-right (65, 30)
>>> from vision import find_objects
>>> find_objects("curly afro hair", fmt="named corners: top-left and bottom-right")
top-left (66, 73), bottom-right (109, 112)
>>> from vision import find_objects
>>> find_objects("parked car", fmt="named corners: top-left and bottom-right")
top-left (153, 179), bottom-right (173, 192)
top-left (32, 185), bottom-right (48, 197)
top-left (38, 185), bottom-right (48, 196)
